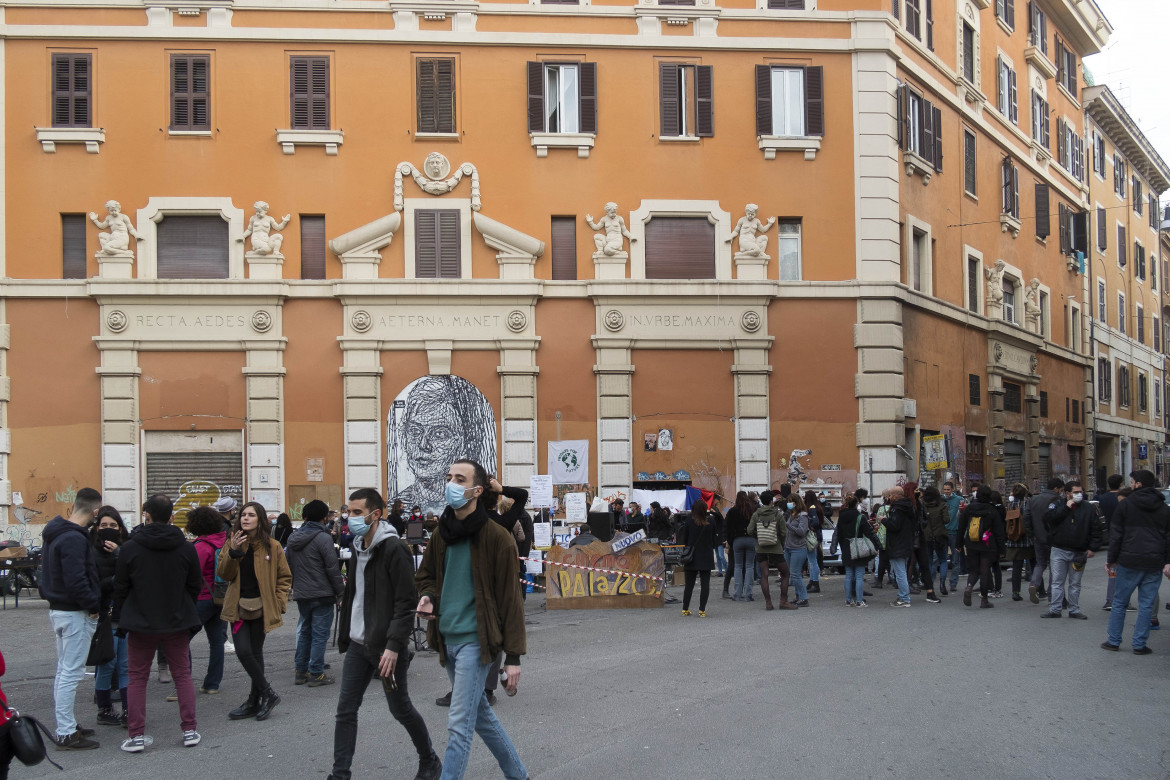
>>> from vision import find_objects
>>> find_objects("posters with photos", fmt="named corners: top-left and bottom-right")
top-left (548, 440), bottom-right (589, 484)
top-left (644, 433), bottom-right (657, 452)
top-left (657, 429), bottom-right (674, 451)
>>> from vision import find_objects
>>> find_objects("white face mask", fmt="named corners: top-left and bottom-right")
top-left (1072, 493), bottom-right (1084, 503)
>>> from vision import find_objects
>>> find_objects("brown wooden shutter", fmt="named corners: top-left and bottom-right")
top-left (415, 210), bottom-right (460, 279)
top-left (438, 211), bottom-right (460, 278)
top-left (171, 55), bottom-right (209, 131)
top-left (550, 217), bottom-right (577, 280)
top-left (291, 56), bottom-right (329, 130)
top-left (925, 0), bottom-right (934, 50)
top-left (804, 65), bottom-right (824, 137)
top-left (695, 65), bottom-right (714, 137)
top-left (1057, 202), bottom-right (1069, 253)
top-left (755, 65), bottom-right (772, 136)
top-left (527, 61), bottom-right (544, 133)
top-left (52, 53), bottom-right (91, 128)
top-left (767, 0), bottom-right (805, 7)
top-left (920, 98), bottom-right (934, 160)
top-left (156, 215), bottom-right (229, 279)
top-left (1097, 206), bottom-right (1106, 250)
top-left (931, 105), bottom-right (943, 170)
top-left (660, 63), bottom-right (680, 137)
top-left (417, 59), bottom-right (437, 133)
top-left (1118, 225), bottom-right (1126, 266)
top-left (644, 217), bottom-right (716, 279)
top-left (898, 84), bottom-right (910, 150)
top-left (300, 215), bottom-right (325, 279)
top-left (61, 214), bottom-right (87, 279)
top-left (437, 59), bottom-right (455, 133)
top-left (1035, 183), bottom-right (1050, 239)
top-left (579, 62), bottom-right (597, 134)
top-left (1054, 37), bottom-right (1065, 85)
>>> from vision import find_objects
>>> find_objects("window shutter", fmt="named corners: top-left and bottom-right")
top-left (1072, 210), bottom-right (1087, 254)
top-left (310, 58), bottom-right (329, 129)
top-left (52, 53), bottom-right (91, 128)
top-left (1004, 0), bottom-right (1014, 27)
top-left (1118, 225), bottom-right (1126, 266)
top-left (438, 210), bottom-right (461, 279)
top-left (1012, 165), bottom-right (1020, 217)
top-left (892, 0), bottom-right (900, 21)
top-left (1040, 102), bottom-right (1049, 148)
top-left (1058, 202), bottom-right (1069, 254)
top-left (171, 55), bottom-right (209, 131)
top-left (755, 65), bottom-right (772, 136)
top-left (1097, 206), bottom-right (1106, 249)
top-left (436, 59), bottom-right (455, 133)
top-left (1055, 37), bottom-right (1065, 84)
top-left (416, 60), bottom-right (437, 133)
top-left (415, 210), bottom-right (438, 278)
top-left (644, 217), bottom-right (716, 279)
top-left (1035, 183), bottom-right (1050, 238)
top-left (897, 84), bottom-right (910, 150)
top-left (931, 105), bottom-right (943, 170)
top-left (695, 64), bottom-right (714, 137)
top-left (156, 215), bottom-right (230, 279)
top-left (1008, 68), bottom-right (1018, 124)
top-left (550, 216), bottom-right (577, 280)
top-left (768, 0), bottom-right (805, 7)
top-left (300, 215), bottom-right (325, 279)
top-left (804, 65), bottom-right (824, 137)
top-left (1002, 157), bottom-right (1012, 213)
top-left (62, 214), bottom-right (87, 279)
top-left (527, 61), bottom-right (545, 134)
top-left (926, 0), bottom-right (934, 50)
top-left (579, 62), bottom-right (597, 134)
top-left (920, 98), bottom-right (934, 160)
top-left (659, 63), bottom-right (680, 137)
top-left (1056, 119), bottom-right (1065, 164)
top-left (291, 56), bottom-right (329, 130)
top-left (964, 130), bottom-right (977, 194)
top-left (1067, 51), bottom-right (1077, 98)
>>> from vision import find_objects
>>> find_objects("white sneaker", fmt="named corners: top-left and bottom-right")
top-left (856, 600), bottom-right (869, 608)
top-left (183, 730), bottom-right (201, 747)
top-left (121, 735), bottom-right (153, 753)
top-left (224, 640), bottom-right (235, 654)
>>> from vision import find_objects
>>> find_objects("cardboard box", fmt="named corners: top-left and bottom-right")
top-left (671, 568), bottom-right (685, 586)
top-left (0, 545), bottom-right (28, 560)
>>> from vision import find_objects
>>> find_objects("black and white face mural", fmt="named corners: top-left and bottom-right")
top-left (387, 375), bottom-right (498, 517)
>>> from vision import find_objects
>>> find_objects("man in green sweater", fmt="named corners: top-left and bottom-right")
top-left (416, 459), bottom-right (528, 780)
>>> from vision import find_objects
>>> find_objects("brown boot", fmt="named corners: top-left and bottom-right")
top-left (777, 597), bottom-right (799, 611)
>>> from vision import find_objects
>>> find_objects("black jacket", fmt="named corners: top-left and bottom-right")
top-left (38, 516), bottom-right (100, 612)
top-left (677, 519), bottom-right (716, 571)
top-left (959, 500), bottom-right (1005, 554)
top-left (92, 534), bottom-right (119, 615)
top-left (1043, 498), bottom-right (1105, 553)
top-left (647, 509), bottom-right (674, 541)
top-left (920, 499), bottom-right (949, 546)
top-left (337, 526), bottom-right (418, 659)
top-left (1107, 487), bottom-right (1170, 571)
top-left (882, 499), bottom-right (916, 559)
top-left (836, 507), bottom-right (881, 565)
top-left (286, 521), bottom-right (345, 601)
top-left (112, 522), bottom-right (202, 634)
top-left (724, 507), bottom-right (751, 544)
top-left (1094, 490), bottom-right (1121, 528)
top-left (1023, 490), bottom-right (1060, 546)
top-left (488, 485), bottom-right (531, 556)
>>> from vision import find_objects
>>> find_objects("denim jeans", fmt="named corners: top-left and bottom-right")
top-left (732, 537), bottom-right (756, 600)
top-left (784, 549), bottom-right (809, 601)
top-left (195, 598), bottom-right (226, 690)
top-left (890, 557), bottom-right (910, 602)
top-left (441, 642), bottom-right (527, 780)
top-left (50, 610), bottom-right (97, 737)
top-left (332, 643), bottom-right (434, 780)
top-left (95, 632), bottom-right (129, 692)
top-left (714, 544), bottom-right (726, 575)
top-left (1030, 544), bottom-right (1051, 591)
top-left (947, 532), bottom-right (963, 587)
top-left (295, 597), bottom-right (336, 675)
top-left (844, 565), bottom-right (866, 602)
top-left (1107, 565), bottom-right (1163, 650)
top-left (1048, 547), bottom-right (1084, 615)
top-left (806, 544), bottom-right (820, 583)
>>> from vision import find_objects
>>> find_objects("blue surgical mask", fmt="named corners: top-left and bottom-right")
top-left (347, 515), bottom-right (370, 537)
top-left (446, 481), bottom-right (477, 510)
top-left (787, 502), bottom-right (795, 511)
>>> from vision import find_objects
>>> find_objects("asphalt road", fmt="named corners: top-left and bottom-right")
top-left (3, 569), bottom-right (1169, 780)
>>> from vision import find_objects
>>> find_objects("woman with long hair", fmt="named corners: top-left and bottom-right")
top-left (802, 490), bottom-right (824, 593)
top-left (272, 513), bottom-right (294, 548)
top-left (746, 491), bottom-right (797, 610)
top-left (217, 501), bottom-right (292, 721)
top-left (836, 495), bottom-right (881, 606)
top-left (677, 500), bottom-right (716, 617)
top-left (724, 491), bottom-right (756, 601)
top-left (1004, 483), bottom-right (1033, 601)
top-left (903, 481), bottom-right (941, 604)
top-left (782, 493), bottom-right (811, 607)
top-left (91, 506), bottom-right (129, 727)
top-left (186, 506), bottom-right (229, 694)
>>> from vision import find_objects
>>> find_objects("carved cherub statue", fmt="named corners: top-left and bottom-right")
top-left (1024, 278), bottom-right (1042, 325)
top-left (241, 201), bottom-right (291, 256)
top-left (726, 204), bottom-right (776, 257)
top-left (986, 259), bottom-right (1006, 304)
top-left (585, 202), bottom-right (635, 256)
top-left (89, 200), bottom-right (143, 256)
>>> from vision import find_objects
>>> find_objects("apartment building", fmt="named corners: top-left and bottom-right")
top-left (0, 0), bottom-right (1114, 533)
top-left (1082, 84), bottom-right (1170, 486)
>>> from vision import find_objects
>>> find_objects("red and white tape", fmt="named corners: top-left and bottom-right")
top-left (519, 556), bottom-right (666, 585)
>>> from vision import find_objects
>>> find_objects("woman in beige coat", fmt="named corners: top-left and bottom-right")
top-left (217, 501), bottom-right (292, 722)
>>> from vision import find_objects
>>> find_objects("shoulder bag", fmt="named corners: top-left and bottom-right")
top-left (755, 517), bottom-right (778, 547)
top-left (4, 706), bottom-right (63, 769)
top-left (85, 615), bottom-right (114, 667)
top-left (847, 515), bottom-right (878, 561)
top-left (679, 523), bottom-right (696, 566)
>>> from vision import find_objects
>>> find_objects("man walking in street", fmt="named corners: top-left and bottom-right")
top-left (330, 488), bottom-right (440, 780)
top-left (1094, 474), bottom-right (1125, 610)
top-left (112, 494), bottom-right (203, 752)
top-left (416, 460), bottom-right (529, 780)
top-left (39, 487), bottom-right (103, 750)
top-left (882, 487), bottom-right (916, 607)
top-left (287, 499), bottom-right (345, 687)
top-left (1102, 470), bottom-right (1170, 654)
top-left (1041, 480), bottom-right (1104, 620)
top-left (941, 482), bottom-right (963, 591)
top-left (1025, 478), bottom-right (1065, 604)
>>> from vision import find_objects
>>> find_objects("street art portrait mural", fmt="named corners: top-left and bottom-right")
top-left (387, 375), bottom-right (498, 516)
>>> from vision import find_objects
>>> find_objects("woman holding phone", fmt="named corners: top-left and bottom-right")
top-left (217, 501), bottom-right (292, 722)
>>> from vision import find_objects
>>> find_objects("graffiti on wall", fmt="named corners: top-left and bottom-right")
top-left (785, 449), bottom-right (812, 485)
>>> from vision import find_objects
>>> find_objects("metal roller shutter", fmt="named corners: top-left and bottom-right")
top-left (1003, 440), bottom-right (1025, 488)
top-left (145, 451), bottom-right (244, 527)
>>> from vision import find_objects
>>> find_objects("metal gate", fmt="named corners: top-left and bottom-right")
top-left (145, 451), bottom-right (244, 527)
top-left (1003, 439), bottom-right (1025, 488)
top-left (1037, 443), bottom-right (1052, 487)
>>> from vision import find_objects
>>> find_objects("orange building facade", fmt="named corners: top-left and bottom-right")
top-left (0, 0), bottom-right (1132, 535)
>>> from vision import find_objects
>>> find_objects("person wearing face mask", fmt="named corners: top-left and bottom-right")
top-left (415, 460), bottom-right (529, 780)
top-left (331, 488), bottom-right (441, 780)
top-left (782, 494), bottom-right (811, 607)
top-left (218, 501), bottom-right (292, 722)
top-left (1040, 480), bottom-right (1104, 620)
top-left (91, 506), bottom-right (129, 727)
top-left (746, 490), bottom-right (796, 611)
top-left (287, 500), bottom-right (345, 688)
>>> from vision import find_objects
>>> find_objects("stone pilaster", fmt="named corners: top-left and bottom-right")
top-left (341, 345), bottom-right (383, 495)
top-left (855, 297), bottom-right (906, 493)
top-left (499, 344), bottom-right (539, 485)
top-left (733, 346), bottom-right (771, 492)
top-left (1025, 386), bottom-right (1040, 484)
top-left (97, 345), bottom-right (141, 519)
top-left (0, 317), bottom-right (11, 519)
top-left (987, 375), bottom-right (1006, 485)
top-left (595, 345), bottom-right (633, 498)
top-left (244, 345), bottom-right (285, 510)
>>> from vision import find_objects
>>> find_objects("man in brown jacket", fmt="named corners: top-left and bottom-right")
top-left (415, 459), bottom-right (528, 780)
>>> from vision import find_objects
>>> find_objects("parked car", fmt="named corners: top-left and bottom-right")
top-left (820, 519), bottom-right (845, 574)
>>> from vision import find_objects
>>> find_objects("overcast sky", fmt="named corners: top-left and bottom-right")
top-left (1084, 0), bottom-right (1170, 201)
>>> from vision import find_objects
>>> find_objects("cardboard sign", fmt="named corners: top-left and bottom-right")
top-left (545, 539), bottom-right (665, 609)
top-left (612, 529), bottom-right (647, 552)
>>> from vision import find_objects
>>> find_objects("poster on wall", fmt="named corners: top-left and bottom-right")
top-left (548, 440), bottom-right (589, 484)
top-left (644, 433), bottom-right (657, 452)
top-left (387, 375), bottom-right (498, 518)
top-left (923, 434), bottom-right (948, 471)
top-left (657, 429), bottom-right (674, 451)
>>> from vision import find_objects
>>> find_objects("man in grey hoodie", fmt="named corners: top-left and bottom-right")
top-left (330, 488), bottom-right (440, 780)
top-left (287, 499), bottom-right (345, 686)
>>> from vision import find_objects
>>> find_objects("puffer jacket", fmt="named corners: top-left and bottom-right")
top-left (882, 498), bottom-right (916, 558)
top-left (1108, 486), bottom-right (1170, 571)
top-left (112, 522), bottom-right (202, 634)
top-left (921, 498), bottom-right (949, 545)
top-left (286, 521), bottom-right (345, 601)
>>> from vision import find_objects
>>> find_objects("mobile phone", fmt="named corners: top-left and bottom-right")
top-left (381, 672), bottom-right (397, 693)
top-left (413, 610), bottom-right (438, 618)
